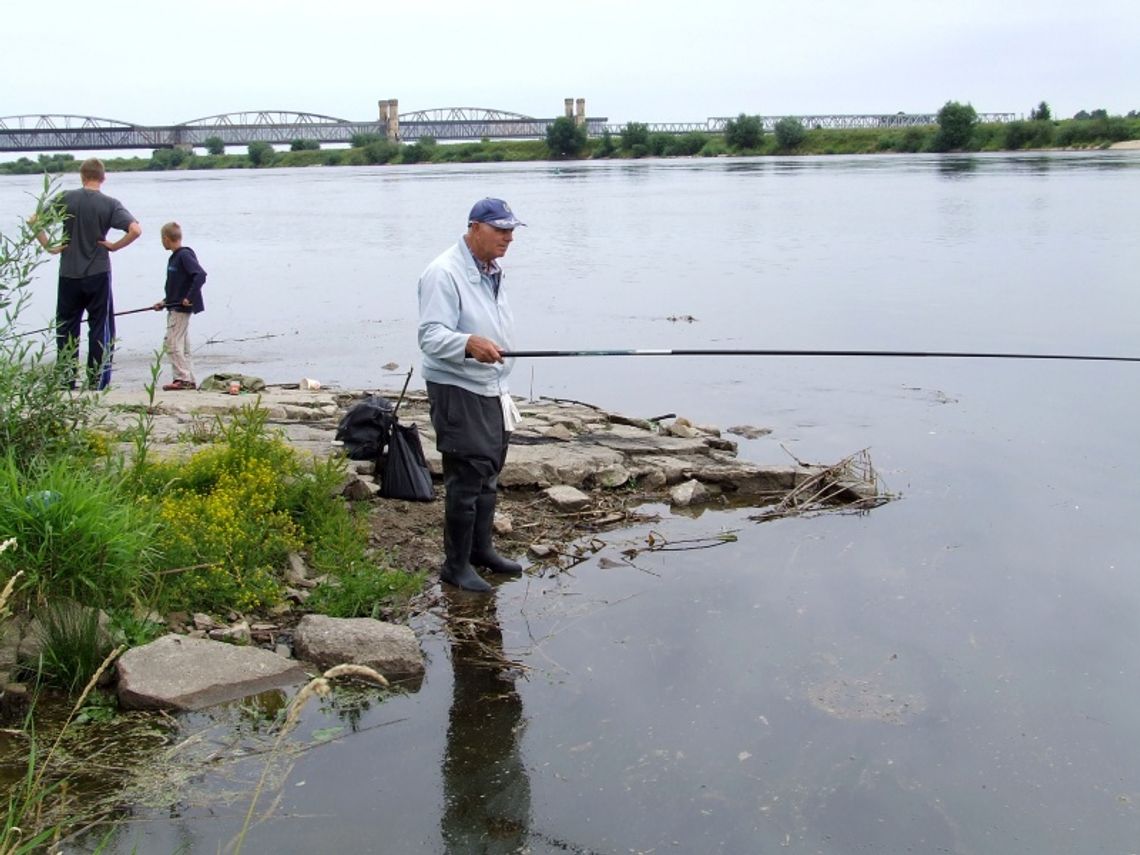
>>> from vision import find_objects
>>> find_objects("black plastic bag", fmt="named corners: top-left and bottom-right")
top-left (381, 422), bottom-right (435, 501)
top-left (335, 395), bottom-right (395, 460)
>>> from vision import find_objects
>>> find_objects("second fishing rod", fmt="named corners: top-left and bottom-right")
top-left (16, 302), bottom-right (182, 338)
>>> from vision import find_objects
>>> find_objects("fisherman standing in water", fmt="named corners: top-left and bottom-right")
top-left (417, 198), bottom-right (526, 592)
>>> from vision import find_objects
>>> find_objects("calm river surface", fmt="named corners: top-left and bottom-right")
top-left (3, 152), bottom-right (1140, 853)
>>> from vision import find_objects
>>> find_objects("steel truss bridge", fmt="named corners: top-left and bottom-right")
top-left (0, 109), bottom-right (1019, 153)
top-left (618, 112), bottom-right (1018, 135)
top-left (0, 109), bottom-right (610, 153)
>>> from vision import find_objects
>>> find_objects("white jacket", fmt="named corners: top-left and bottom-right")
top-left (417, 238), bottom-right (515, 396)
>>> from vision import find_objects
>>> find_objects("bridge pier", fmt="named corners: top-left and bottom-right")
top-left (378, 99), bottom-right (399, 141)
top-left (564, 98), bottom-right (587, 126)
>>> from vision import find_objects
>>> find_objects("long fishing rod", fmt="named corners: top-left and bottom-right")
top-left (498, 348), bottom-right (1140, 364)
top-left (15, 303), bottom-right (180, 338)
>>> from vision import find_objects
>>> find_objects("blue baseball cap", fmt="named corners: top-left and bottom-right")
top-left (468, 198), bottom-right (525, 229)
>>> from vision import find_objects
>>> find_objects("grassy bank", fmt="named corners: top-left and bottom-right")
top-left (0, 184), bottom-right (423, 844)
top-left (3, 114), bottom-right (1138, 176)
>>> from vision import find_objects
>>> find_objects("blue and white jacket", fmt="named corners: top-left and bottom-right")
top-left (417, 238), bottom-right (515, 397)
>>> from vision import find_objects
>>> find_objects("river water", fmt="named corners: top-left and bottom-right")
top-left (2, 153), bottom-right (1140, 853)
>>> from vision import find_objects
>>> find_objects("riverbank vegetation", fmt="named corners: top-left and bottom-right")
top-left (0, 184), bottom-right (421, 844)
top-left (2, 102), bottom-right (1137, 176)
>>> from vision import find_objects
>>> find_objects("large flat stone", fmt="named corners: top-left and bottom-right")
top-left (292, 614), bottom-right (425, 678)
top-left (116, 634), bottom-right (308, 711)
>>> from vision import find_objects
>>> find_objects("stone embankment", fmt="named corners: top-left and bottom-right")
top-left (97, 384), bottom-right (862, 507)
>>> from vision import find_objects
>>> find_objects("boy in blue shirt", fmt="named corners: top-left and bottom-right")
top-left (153, 222), bottom-right (206, 390)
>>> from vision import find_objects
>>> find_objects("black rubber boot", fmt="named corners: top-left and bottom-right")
top-left (471, 493), bottom-right (523, 576)
top-left (440, 501), bottom-right (492, 593)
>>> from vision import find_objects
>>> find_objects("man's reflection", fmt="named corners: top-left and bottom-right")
top-left (441, 588), bottom-right (531, 853)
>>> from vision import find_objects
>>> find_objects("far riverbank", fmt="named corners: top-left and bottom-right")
top-left (3, 112), bottom-right (1138, 176)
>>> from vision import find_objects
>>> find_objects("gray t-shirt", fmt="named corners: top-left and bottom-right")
top-left (57, 188), bottom-right (136, 279)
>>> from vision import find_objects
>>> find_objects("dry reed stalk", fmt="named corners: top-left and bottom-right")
top-left (0, 539), bottom-right (21, 618)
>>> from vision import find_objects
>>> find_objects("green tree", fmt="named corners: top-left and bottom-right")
top-left (247, 141), bottom-right (275, 166)
top-left (1029, 101), bottom-right (1052, 121)
top-left (933, 101), bottom-right (977, 151)
top-left (773, 117), bottom-right (807, 150)
top-left (32, 153), bottom-right (75, 174)
top-left (400, 136), bottom-right (436, 164)
top-left (648, 133), bottom-right (672, 156)
top-left (620, 122), bottom-right (650, 151)
top-left (363, 139), bottom-right (399, 164)
top-left (290, 138), bottom-right (320, 152)
top-left (724, 113), bottom-right (764, 150)
top-left (204, 136), bottom-right (225, 156)
top-left (150, 148), bottom-right (190, 170)
top-left (351, 132), bottom-right (382, 148)
top-left (545, 116), bottom-right (587, 158)
top-left (594, 129), bottom-right (616, 158)
top-left (673, 132), bottom-right (708, 156)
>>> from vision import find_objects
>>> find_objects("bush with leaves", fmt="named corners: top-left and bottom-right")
top-left (670, 132), bottom-right (710, 156)
top-left (364, 139), bottom-right (400, 164)
top-left (725, 113), bottom-right (764, 150)
top-left (247, 141), bottom-right (276, 166)
top-left (400, 137), bottom-right (437, 164)
top-left (1003, 119), bottom-right (1055, 150)
top-left (592, 129), bottom-right (616, 158)
top-left (351, 132), bottom-right (383, 148)
top-left (620, 122), bottom-right (650, 152)
top-left (774, 117), bottom-right (807, 150)
top-left (699, 137), bottom-right (728, 157)
top-left (0, 177), bottom-right (102, 469)
top-left (132, 404), bottom-right (414, 615)
top-left (203, 136), bottom-right (225, 156)
top-left (149, 147), bottom-right (191, 170)
top-left (545, 116), bottom-right (588, 158)
top-left (933, 101), bottom-right (978, 151)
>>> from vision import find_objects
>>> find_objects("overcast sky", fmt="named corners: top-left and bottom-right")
top-left (4, 0), bottom-right (1137, 127)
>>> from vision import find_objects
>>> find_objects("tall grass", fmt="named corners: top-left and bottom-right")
top-left (28, 600), bottom-right (115, 694)
top-left (0, 454), bottom-right (161, 609)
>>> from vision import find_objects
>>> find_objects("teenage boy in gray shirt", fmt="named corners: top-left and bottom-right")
top-left (31, 157), bottom-right (141, 390)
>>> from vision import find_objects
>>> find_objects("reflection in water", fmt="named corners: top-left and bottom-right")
top-left (441, 590), bottom-right (531, 854)
top-left (937, 155), bottom-right (979, 178)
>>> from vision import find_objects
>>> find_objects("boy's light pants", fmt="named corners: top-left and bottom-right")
top-left (164, 311), bottom-right (195, 384)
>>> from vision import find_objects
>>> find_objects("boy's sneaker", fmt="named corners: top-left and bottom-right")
top-left (162, 380), bottom-right (196, 391)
